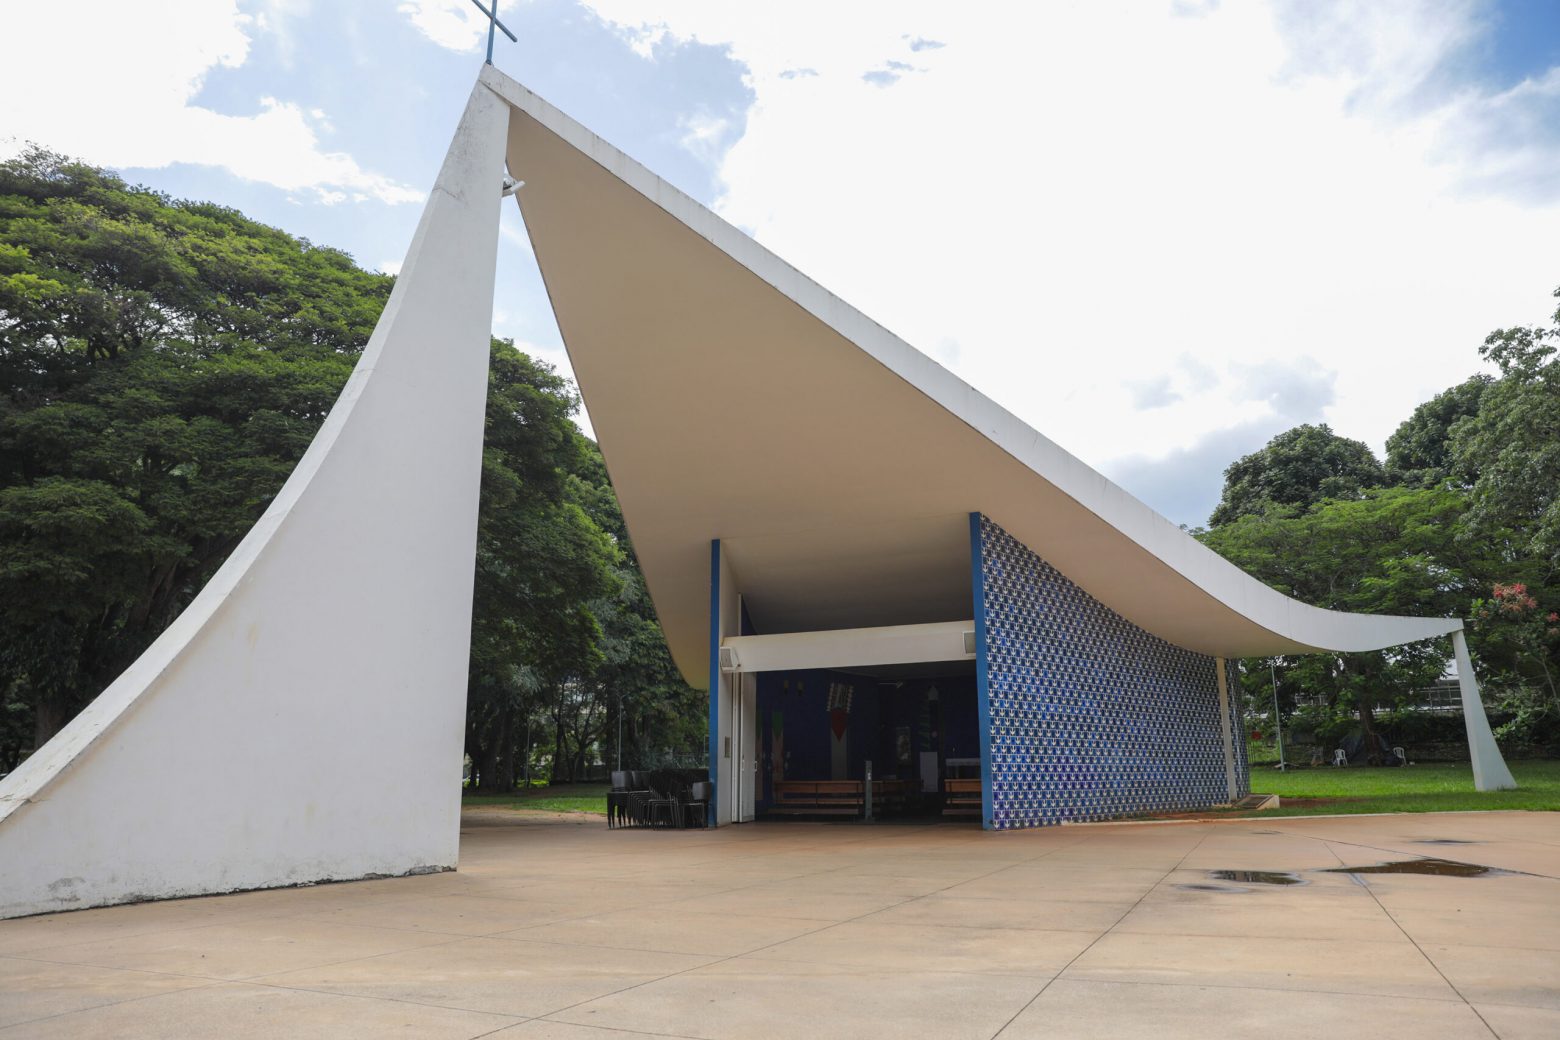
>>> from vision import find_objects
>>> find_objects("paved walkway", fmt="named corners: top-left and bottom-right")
top-left (1, 810), bottom-right (1557, 1038)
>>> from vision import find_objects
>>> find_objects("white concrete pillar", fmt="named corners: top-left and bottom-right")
top-left (1215, 658), bottom-right (1238, 801)
top-left (1450, 628), bottom-right (1518, 792)
top-left (0, 77), bottom-right (511, 918)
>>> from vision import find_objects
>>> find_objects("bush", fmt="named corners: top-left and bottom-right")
top-left (1375, 710), bottom-right (1479, 745)
top-left (1287, 706), bottom-right (1359, 748)
top-left (1492, 687), bottom-right (1560, 744)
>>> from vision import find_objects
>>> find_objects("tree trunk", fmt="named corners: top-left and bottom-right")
top-left (552, 707), bottom-right (568, 785)
top-left (478, 745), bottom-right (502, 794)
top-left (492, 705), bottom-right (517, 792)
top-left (480, 707), bottom-right (514, 793)
top-left (33, 689), bottom-right (75, 749)
top-left (1538, 652), bottom-right (1558, 704)
top-left (523, 716), bottom-right (532, 787)
top-left (1357, 701), bottom-right (1381, 765)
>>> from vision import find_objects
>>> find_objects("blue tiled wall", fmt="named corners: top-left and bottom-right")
top-left (976, 514), bottom-right (1248, 828)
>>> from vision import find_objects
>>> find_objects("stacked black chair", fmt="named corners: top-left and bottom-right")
top-left (607, 770), bottom-right (627, 828)
top-left (607, 770), bottom-right (713, 829)
top-left (628, 770), bottom-right (652, 826)
top-left (607, 770), bottom-right (651, 828)
top-left (645, 769), bottom-right (683, 828)
top-left (683, 781), bottom-right (711, 828)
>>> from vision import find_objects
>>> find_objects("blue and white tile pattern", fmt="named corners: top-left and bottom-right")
top-left (978, 515), bottom-right (1249, 828)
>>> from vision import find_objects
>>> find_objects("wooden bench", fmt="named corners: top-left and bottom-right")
top-left (770, 780), bottom-right (864, 815)
top-left (943, 778), bottom-right (982, 817)
top-left (870, 779), bottom-right (913, 815)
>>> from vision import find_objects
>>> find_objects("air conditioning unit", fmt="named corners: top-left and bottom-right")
top-left (718, 645), bottom-right (740, 672)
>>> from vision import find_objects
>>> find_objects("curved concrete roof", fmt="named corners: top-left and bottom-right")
top-left (485, 68), bottom-right (1463, 686)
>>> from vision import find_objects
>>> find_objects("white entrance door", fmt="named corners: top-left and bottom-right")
top-left (735, 673), bottom-right (757, 823)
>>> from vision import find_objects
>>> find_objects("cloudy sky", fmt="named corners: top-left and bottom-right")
top-left (3, 1), bottom-right (1559, 526)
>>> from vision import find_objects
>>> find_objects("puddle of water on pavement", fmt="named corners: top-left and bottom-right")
top-left (1177, 883), bottom-right (1249, 893)
top-left (1208, 869), bottom-right (1304, 886)
top-left (1413, 839), bottom-right (1481, 846)
top-left (1204, 873), bottom-right (1304, 885)
top-left (1324, 858), bottom-right (1498, 878)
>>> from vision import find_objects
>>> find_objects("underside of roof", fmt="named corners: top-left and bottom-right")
top-left (483, 68), bottom-right (1463, 687)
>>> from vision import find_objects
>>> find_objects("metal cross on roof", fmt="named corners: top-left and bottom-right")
top-left (469, 0), bottom-right (517, 66)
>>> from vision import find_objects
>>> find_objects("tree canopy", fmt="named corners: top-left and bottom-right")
top-left (1385, 374), bottom-right (1491, 488)
top-left (0, 149), bottom-right (702, 778)
top-left (1452, 300), bottom-right (1560, 579)
top-left (0, 149), bottom-right (384, 749)
top-left (1199, 287), bottom-right (1560, 748)
top-left (1208, 423), bottom-right (1384, 527)
top-left (1200, 487), bottom-right (1480, 746)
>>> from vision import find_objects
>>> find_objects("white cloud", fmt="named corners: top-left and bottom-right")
top-left (0, 1), bottom-right (420, 205)
top-left (398, 0), bottom-right (490, 52)
top-left (250, 0), bottom-right (313, 67)
top-left (620, 24), bottom-right (671, 60)
top-left (575, 0), bottom-right (1560, 492)
top-left (677, 111), bottom-right (730, 163)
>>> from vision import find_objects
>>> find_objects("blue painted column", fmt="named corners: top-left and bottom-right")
top-left (969, 513), bottom-right (995, 830)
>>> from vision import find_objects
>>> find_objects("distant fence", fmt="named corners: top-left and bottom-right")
top-left (563, 750), bottom-right (708, 783)
top-left (1290, 679), bottom-right (1470, 715)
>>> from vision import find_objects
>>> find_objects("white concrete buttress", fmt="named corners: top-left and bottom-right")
top-left (1451, 629), bottom-right (1518, 792)
top-left (1215, 658), bottom-right (1238, 802)
top-left (0, 80), bottom-right (511, 918)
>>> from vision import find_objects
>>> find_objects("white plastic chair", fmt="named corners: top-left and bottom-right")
top-left (1332, 749), bottom-right (1348, 767)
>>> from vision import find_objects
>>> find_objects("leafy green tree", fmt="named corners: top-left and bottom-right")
top-left (1209, 423), bottom-right (1384, 527)
top-left (1386, 375), bottom-right (1492, 488)
top-left (0, 149), bottom-right (378, 757)
top-left (1206, 287), bottom-right (1560, 748)
top-left (1466, 582), bottom-right (1560, 745)
top-left (0, 149), bottom-right (702, 781)
top-left (1432, 287), bottom-right (1560, 713)
top-left (1469, 583), bottom-right (1559, 701)
top-left (1451, 291), bottom-right (1560, 577)
top-left (567, 439), bottom-right (706, 774)
top-left (464, 345), bottom-right (619, 792)
top-left (1200, 487), bottom-right (1477, 752)
top-left (463, 432), bottom-right (706, 788)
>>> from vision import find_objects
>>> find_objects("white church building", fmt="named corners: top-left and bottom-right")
top-left (0, 67), bottom-right (1514, 919)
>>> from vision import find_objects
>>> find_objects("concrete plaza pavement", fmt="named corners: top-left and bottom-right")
top-left (1, 809), bottom-right (1557, 1038)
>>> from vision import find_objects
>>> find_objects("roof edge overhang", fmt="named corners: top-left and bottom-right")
top-left (482, 67), bottom-right (1466, 677)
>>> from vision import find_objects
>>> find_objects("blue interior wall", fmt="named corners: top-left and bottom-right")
top-left (977, 514), bottom-right (1247, 827)
top-left (753, 670), bottom-right (977, 810)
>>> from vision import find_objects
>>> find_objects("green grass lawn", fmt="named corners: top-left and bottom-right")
top-left (459, 763), bottom-right (1560, 821)
top-left (462, 783), bottom-right (609, 815)
top-left (1244, 759), bottom-right (1560, 816)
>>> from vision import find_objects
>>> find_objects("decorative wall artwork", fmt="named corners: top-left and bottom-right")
top-left (976, 514), bottom-right (1248, 828)
top-left (827, 681), bottom-right (852, 780)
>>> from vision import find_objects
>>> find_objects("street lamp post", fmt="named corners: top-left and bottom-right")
top-left (1271, 661), bottom-right (1288, 771)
